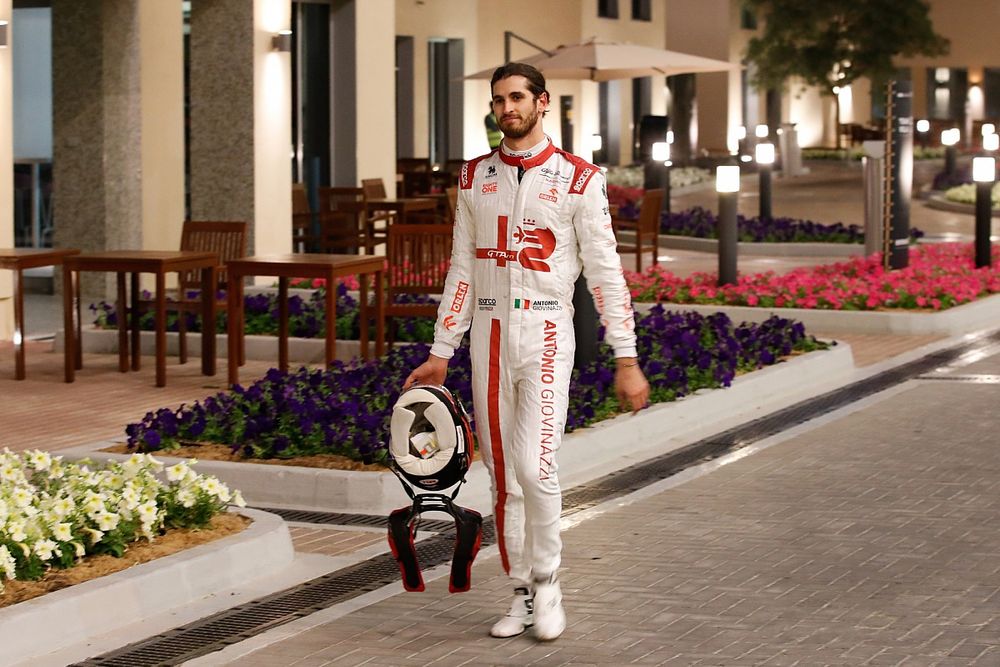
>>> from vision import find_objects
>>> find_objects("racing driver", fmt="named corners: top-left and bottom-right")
top-left (404, 62), bottom-right (649, 641)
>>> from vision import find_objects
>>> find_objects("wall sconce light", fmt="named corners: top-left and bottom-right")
top-left (271, 30), bottom-right (292, 52)
top-left (0, 21), bottom-right (8, 48)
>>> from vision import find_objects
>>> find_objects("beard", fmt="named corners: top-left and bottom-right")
top-left (499, 106), bottom-right (541, 139)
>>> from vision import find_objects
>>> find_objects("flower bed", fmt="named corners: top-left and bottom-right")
top-left (627, 243), bottom-right (1000, 311)
top-left (802, 146), bottom-right (944, 161)
top-left (604, 165), bottom-right (713, 190)
top-left (0, 450), bottom-right (243, 597)
top-left (125, 309), bottom-right (825, 463)
top-left (944, 182), bottom-right (1000, 208)
top-left (91, 282), bottom-right (438, 343)
top-left (607, 202), bottom-right (924, 244)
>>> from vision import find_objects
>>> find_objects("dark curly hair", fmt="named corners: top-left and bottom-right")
top-left (490, 62), bottom-right (549, 100)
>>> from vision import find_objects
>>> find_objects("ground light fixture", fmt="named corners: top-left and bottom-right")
top-left (755, 124), bottom-right (768, 139)
top-left (916, 119), bottom-right (930, 133)
top-left (941, 128), bottom-right (960, 178)
top-left (973, 156), bottom-right (996, 268)
top-left (271, 30), bottom-right (292, 52)
top-left (984, 133), bottom-right (999, 152)
top-left (982, 123), bottom-right (996, 137)
top-left (755, 142), bottom-right (775, 220)
top-left (646, 140), bottom-right (671, 213)
top-left (716, 166), bottom-right (740, 285)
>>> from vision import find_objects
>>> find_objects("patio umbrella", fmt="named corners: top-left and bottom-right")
top-left (466, 39), bottom-right (739, 82)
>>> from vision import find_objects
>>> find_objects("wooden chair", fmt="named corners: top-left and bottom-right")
top-left (292, 184), bottom-right (316, 252)
top-left (612, 188), bottom-right (664, 273)
top-left (397, 157), bottom-right (431, 173)
top-left (360, 178), bottom-right (393, 252)
top-left (316, 186), bottom-right (367, 254)
top-left (383, 223), bottom-right (453, 348)
top-left (173, 221), bottom-right (248, 363)
top-left (445, 186), bottom-right (458, 225)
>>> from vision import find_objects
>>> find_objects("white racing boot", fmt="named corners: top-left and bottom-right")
top-left (489, 585), bottom-right (534, 638)
top-left (532, 573), bottom-right (566, 641)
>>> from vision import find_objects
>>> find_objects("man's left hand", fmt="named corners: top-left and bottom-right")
top-left (614, 359), bottom-right (650, 415)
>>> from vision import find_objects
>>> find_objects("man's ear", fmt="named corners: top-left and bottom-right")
top-left (538, 91), bottom-right (551, 109)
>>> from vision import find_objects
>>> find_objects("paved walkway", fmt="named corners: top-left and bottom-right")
top-left (212, 347), bottom-right (1000, 667)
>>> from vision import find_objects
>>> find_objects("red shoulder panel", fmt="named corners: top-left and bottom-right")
top-left (557, 149), bottom-right (600, 195)
top-left (459, 151), bottom-right (497, 190)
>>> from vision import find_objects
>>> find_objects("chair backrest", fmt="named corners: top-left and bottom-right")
top-left (292, 184), bottom-right (310, 215)
top-left (361, 178), bottom-right (388, 200)
top-left (318, 186), bottom-right (365, 212)
top-left (637, 189), bottom-right (665, 233)
top-left (179, 220), bottom-right (249, 292)
top-left (397, 157), bottom-right (431, 173)
top-left (386, 224), bottom-right (453, 296)
top-left (445, 186), bottom-right (458, 224)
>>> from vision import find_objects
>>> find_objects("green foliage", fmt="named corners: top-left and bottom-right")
top-left (744, 0), bottom-right (949, 94)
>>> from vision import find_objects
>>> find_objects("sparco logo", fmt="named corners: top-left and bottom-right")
top-left (477, 297), bottom-right (496, 311)
top-left (460, 163), bottom-right (470, 188)
top-left (573, 167), bottom-right (593, 192)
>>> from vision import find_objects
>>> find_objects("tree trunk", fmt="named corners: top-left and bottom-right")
top-left (834, 93), bottom-right (842, 150)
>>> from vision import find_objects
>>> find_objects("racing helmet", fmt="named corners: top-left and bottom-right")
top-left (390, 385), bottom-right (474, 491)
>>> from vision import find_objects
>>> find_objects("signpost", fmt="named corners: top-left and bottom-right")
top-left (882, 80), bottom-right (914, 270)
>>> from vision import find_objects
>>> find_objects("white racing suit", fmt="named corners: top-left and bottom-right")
top-left (430, 137), bottom-right (638, 584)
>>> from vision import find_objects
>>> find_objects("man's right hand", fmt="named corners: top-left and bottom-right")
top-left (403, 354), bottom-right (449, 390)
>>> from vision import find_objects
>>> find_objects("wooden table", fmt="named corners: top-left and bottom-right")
top-left (226, 253), bottom-right (385, 387)
top-left (0, 248), bottom-right (80, 379)
top-left (63, 250), bottom-right (219, 387)
top-left (365, 197), bottom-right (437, 224)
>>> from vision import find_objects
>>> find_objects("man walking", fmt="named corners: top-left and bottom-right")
top-left (404, 63), bottom-right (649, 641)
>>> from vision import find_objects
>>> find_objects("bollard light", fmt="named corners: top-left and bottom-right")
top-left (755, 143), bottom-right (775, 221)
top-left (716, 166), bottom-right (740, 285)
top-left (755, 124), bottom-right (769, 139)
top-left (984, 133), bottom-right (999, 152)
top-left (916, 119), bottom-right (930, 133)
top-left (982, 123), bottom-right (996, 137)
top-left (666, 130), bottom-right (675, 144)
top-left (651, 141), bottom-right (670, 163)
top-left (941, 128), bottom-right (960, 146)
top-left (973, 156), bottom-right (996, 268)
top-left (736, 126), bottom-right (747, 140)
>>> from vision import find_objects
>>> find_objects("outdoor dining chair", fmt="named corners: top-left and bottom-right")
top-left (611, 188), bottom-right (664, 273)
top-left (383, 223), bottom-right (452, 348)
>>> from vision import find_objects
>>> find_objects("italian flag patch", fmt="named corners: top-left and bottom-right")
top-left (513, 298), bottom-right (531, 310)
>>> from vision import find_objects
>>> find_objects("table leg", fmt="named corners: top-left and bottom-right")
top-left (278, 276), bottom-right (289, 371)
top-left (359, 273), bottom-right (369, 361)
top-left (201, 265), bottom-right (216, 376)
top-left (13, 268), bottom-right (25, 380)
top-left (121, 271), bottom-right (133, 373)
top-left (130, 272), bottom-right (140, 371)
top-left (375, 268), bottom-right (385, 357)
top-left (63, 264), bottom-right (75, 382)
top-left (325, 274), bottom-right (336, 367)
top-left (74, 271), bottom-right (82, 370)
top-left (227, 270), bottom-right (240, 387)
top-left (155, 272), bottom-right (166, 387)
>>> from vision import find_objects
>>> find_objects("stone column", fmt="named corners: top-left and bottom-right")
top-left (0, 0), bottom-right (13, 339)
top-left (51, 0), bottom-right (184, 298)
top-left (189, 0), bottom-right (291, 255)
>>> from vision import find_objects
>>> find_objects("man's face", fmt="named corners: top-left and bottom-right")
top-left (491, 75), bottom-right (548, 140)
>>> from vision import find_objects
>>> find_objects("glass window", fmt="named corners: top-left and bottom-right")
top-left (925, 66), bottom-right (967, 122)
top-left (984, 68), bottom-right (1000, 120)
top-left (740, 3), bottom-right (757, 30)
top-left (598, 0), bottom-right (619, 19)
top-left (631, 0), bottom-right (651, 21)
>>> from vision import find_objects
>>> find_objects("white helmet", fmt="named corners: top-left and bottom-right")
top-left (390, 385), bottom-right (474, 491)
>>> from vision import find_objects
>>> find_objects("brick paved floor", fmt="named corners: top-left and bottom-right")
top-left (289, 526), bottom-right (387, 557)
top-left (230, 360), bottom-right (1000, 666)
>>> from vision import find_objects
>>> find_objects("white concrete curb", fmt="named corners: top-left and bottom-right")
top-left (0, 508), bottom-right (294, 666)
top-left (635, 293), bottom-right (1000, 336)
top-left (63, 344), bottom-right (855, 517)
top-left (924, 193), bottom-right (1000, 217)
top-left (659, 234), bottom-right (863, 257)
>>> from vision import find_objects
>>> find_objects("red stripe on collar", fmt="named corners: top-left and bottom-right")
top-left (497, 141), bottom-right (556, 170)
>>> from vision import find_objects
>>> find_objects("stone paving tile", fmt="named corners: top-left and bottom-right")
top-left (229, 373), bottom-right (1000, 666)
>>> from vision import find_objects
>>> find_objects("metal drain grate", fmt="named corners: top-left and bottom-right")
top-left (260, 506), bottom-right (456, 533)
top-left (75, 330), bottom-right (1000, 666)
top-left (915, 373), bottom-right (1000, 384)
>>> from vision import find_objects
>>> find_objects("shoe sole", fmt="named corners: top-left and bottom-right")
top-left (489, 623), bottom-right (532, 639)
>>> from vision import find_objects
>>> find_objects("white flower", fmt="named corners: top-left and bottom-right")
top-left (83, 527), bottom-right (104, 545)
top-left (72, 541), bottom-right (86, 558)
top-left (120, 486), bottom-right (140, 510)
top-left (96, 511), bottom-right (120, 532)
top-left (52, 522), bottom-right (73, 542)
top-left (52, 496), bottom-right (75, 518)
top-left (137, 500), bottom-right (158, 522)
top-left (83, 491), bottom-right (106, 514)
top-left (165, 461), bottom-right (191, 483)
top-left (34, 539), bottom-right (59, 562)
top-left (11, 487), bottom-right (32, 509)
top-left (28, 450), bottom-right (52, 471)
top-left (177, 489), bottom-right (196, 508)
top-left (7, 520), bottom-right (27, 543)
top-left (0, 462), bottom-right (20, 482)
top-left (232, 491), bottom-right (247, 508)
top-left (0, 545), bottom-right (16, 579)
top-left (199, 477), bottom-right (221, 496)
